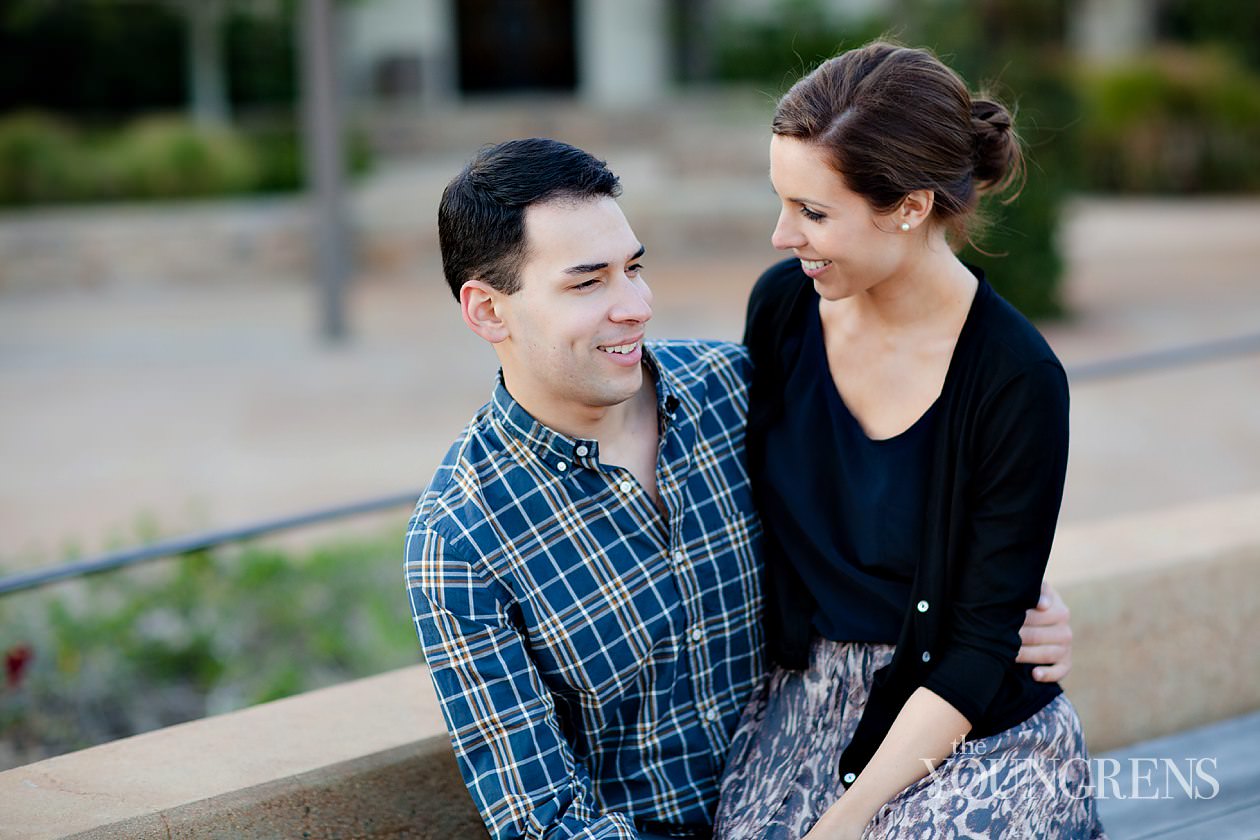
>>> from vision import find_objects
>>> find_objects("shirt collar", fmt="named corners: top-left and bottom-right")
top-left (489, 344), bottom-right (683, 474)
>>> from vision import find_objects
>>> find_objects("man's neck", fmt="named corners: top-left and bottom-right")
top-left (501, 363), bottom-right (659, 448)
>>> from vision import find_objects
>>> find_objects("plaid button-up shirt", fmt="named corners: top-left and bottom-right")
top-left (406, 340), bottom-right (764, 840)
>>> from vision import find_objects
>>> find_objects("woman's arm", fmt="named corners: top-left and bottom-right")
top-left (804, 687), bottom-right (969, 839)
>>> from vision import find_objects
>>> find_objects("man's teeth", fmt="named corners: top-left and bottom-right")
top-left (800, 259), bottom-right (831, 271)
top-left (600, 342), bottom-right (640, 355)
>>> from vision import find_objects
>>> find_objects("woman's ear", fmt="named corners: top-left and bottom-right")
top-left (896, 189), bottom-right (935, 232)
top-left (460, 280), bottom-right (509, 343)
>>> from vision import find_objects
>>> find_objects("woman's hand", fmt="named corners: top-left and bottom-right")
top-left (1016, 580), bottom-right (1073, 682)
top-left (801, 799), bottom-right (869, 840)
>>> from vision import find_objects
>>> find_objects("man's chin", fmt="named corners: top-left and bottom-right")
top-left (586, 369), bottom-right (644, 408)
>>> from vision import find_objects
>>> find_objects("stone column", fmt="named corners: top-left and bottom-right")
top-left (577, 0), bottom-right (671, 106)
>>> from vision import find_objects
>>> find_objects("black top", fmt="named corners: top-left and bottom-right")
top-left (761, 299), bottom-right (933, 643)
top-left (744, 258), bottom-right (1069, 785)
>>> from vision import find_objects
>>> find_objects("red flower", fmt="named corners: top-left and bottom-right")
top-left (5, 644), bottom-right (33, 689)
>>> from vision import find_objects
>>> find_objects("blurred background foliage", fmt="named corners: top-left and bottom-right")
top-left (0, 533), bottom-right (416, 770)
top-left (0, 112), bottom-right (370, 205)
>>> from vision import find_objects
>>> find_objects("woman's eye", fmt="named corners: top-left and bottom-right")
top-left (627, 263), bottom-right (644, 276)
top-left (800, 206), bottom-right (825, 222)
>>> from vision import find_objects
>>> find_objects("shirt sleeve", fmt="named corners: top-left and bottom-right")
top-left (922, 359), bottom-right (1070, 724)
top-left (405, 525), bottom-right (638, 840)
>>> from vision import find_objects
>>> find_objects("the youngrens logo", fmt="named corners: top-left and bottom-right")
top-left (919, 736), bottom-right (1221, 801)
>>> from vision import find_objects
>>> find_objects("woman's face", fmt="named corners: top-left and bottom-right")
top-left (768, 134), bottom-right (910, 300)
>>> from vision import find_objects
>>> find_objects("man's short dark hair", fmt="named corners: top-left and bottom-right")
top-left (437, 138), bottom-right (622, 300)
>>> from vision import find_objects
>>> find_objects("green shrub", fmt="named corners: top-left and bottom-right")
top-left (0, 112), bottom-right (373, 205)
top-left (100, 117), bottom-right (260, 200)
top-left (0, 112), bottom-right (87, 204)
top-left (0, 532), bottom-right (418, 768)
top-left (1076, 48), bottom-right (1260, 193)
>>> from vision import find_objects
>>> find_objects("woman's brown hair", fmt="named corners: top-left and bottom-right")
top-left (772, 41), bottom-right (1023, 246)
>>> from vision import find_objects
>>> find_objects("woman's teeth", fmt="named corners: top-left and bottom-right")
top-left (800, 259), bottom-right (831, 271)
top-left (600, 342), bottom-right (640, 355)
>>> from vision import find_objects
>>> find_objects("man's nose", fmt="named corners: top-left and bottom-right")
top-left (611, 274), bottom-right (653, 323)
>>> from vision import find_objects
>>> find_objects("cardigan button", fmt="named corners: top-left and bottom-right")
top-left (921, 651), bottom-right (932, 663)
top-left (843, 772), bottom-right (857, 785)
top-left (917, 600), bottom-right (930, 613)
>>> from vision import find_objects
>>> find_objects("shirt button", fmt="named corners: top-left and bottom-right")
top-left (843, 772), bottom-right (857, 785)
top-left (921, 651), bottom-right (932, 663)
top-left (704, 708), bottom-right (719, 722)
top-left (689, 627), bottom-right (704, 643)
top-left (672, 550), bottom-right (686, 567)
top-left (576, 445), bottom-right (589, 457)
top-left (917, 600), bottom-right (930, 613)
top-left (619, 480), bottom-right (634, 494)
top-left (556, 461), bottom-right (567, 472)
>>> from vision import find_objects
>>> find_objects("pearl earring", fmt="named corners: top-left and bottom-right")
top-left (900, 222), bottom-right (911, 232)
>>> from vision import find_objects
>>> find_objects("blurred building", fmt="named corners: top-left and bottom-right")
top-left (346, 0), bottom-right (670, 106)
top-left (344, 0), bottom-right (1163, 109)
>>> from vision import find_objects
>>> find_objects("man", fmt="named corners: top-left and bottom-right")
top-left (405, 138), bottom-right (1072, 840)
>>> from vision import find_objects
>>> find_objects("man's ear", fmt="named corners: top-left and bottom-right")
top-left (460, 279), bottom-right (509, 343)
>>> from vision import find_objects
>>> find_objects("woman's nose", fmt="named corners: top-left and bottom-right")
top-left (771, 210), bottom-right (804, 251)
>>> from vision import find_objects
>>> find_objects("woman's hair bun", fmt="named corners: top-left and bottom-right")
top-left (970, 98), bottom-right (1020, 190)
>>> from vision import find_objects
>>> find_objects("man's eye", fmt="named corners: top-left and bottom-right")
top-left (800, 206), bottom-right (825, 222)
top-left (574, 278), bottom-right (600, 290)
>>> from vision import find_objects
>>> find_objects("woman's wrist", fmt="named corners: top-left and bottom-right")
top-left (806, 796), bottom-right (874, 840)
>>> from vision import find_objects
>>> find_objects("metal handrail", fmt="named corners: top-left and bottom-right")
top-left (0, 491), bottom-right (420, 596)
top-left (1066, 331), bottom-right (1260, 382)
top-left (2, 329), bottom-right (1258, 598)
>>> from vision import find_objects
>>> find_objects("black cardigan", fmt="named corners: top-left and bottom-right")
top-left (744, 258), bottom-right (1068, 785)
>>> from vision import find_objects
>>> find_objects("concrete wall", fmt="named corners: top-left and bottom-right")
top-left (2, 493), bottom-right (1257, 837)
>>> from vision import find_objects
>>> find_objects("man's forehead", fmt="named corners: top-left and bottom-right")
top-left (522, 197), bottom-right (640, 266)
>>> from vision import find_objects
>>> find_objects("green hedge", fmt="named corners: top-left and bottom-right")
top-left (0, 112), bottom-right (370, 206)
top-left (1076, 48), bottom-right (1260, 193)
top-left (0, 533), bottom-right (417, 768)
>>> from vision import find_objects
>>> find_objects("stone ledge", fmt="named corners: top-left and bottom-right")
top-left (1050, 491), bottom-right (1260, 754)
top-left (2, 492), bottom-right (1257, 838)
top-left (0, 667), bottom-right (483, 839)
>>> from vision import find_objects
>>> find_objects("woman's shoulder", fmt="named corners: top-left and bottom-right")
top-left (966, 275), bottom-right (1064, 380)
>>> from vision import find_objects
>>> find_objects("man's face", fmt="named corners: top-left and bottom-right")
top-left (492, 196), bottom-right (654, 423)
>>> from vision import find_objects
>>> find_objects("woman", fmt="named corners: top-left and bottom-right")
top-left (715, 43), bottom-right (1106, 838)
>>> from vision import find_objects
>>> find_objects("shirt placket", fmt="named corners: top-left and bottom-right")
top-left (656, 417), bottom-right (728, 766)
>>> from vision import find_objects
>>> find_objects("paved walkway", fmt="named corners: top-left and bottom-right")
top-left (1, 197), bottom-right (1258, 570)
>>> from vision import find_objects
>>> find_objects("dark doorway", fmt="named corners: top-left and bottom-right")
top-left (456, 0), bottom-right (577, 93)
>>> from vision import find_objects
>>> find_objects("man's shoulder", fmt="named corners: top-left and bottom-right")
top-left (648, 338), bottom-right (750, 385)
top-left (408, 401), bottom-right (507, 556)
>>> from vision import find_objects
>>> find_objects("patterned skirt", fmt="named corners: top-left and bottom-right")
top-left (714, 639), bottom-right (1108, 839)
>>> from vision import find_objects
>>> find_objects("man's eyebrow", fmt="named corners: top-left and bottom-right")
top-left (562, 244), bottom-right (646, 275)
